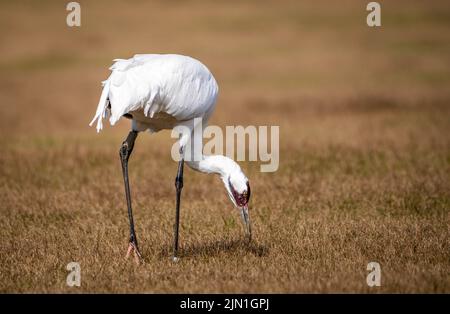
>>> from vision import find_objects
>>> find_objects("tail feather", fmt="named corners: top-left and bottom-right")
top-left (89, 79), bottom-right (111, 132)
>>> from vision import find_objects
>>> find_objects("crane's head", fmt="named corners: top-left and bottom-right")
top-left (222, 169), bottom-right (252, 241)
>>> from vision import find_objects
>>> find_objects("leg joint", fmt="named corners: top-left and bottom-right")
top-left (120, 131), bottom-right (138, 161)
top-left (119, 142), bottom-right (130, 160)
top-left (175, 176), bottom-right (183, 190)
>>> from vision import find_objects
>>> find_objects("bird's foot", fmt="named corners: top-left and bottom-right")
top-left (125, 241), bottom-right (142, 264)
top-left (172, 256), bottom-right (180, 263)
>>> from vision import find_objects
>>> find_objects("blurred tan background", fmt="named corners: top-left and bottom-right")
top-left (1, 0), bottom-right (449, 136)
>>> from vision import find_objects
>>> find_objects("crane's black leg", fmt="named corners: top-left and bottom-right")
top-left (119, 130), bottom-right (142, 263)
top-left (173, 151), bottom-right (184, 262)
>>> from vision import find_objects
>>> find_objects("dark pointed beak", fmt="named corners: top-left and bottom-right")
top-left (240, 205), bottom-right (252, 242)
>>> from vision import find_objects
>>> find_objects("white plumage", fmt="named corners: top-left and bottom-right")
top-left (90, 54), bottom-right (218, 133)
top-left (90, 54), bottom-right (251, 262)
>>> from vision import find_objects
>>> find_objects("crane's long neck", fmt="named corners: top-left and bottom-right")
top-left (181, 125), bottom-right (241, 178)
top-left (186, 155), bottom-right (240, 178)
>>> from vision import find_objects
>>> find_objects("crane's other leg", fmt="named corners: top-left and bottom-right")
top-left (119, 130), bottom-right (142, 263)
top-left (173, 147), bottom-right (184, 262)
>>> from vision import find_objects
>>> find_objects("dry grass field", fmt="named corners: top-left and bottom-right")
top-left (0, 0), bottom-right (449, 293)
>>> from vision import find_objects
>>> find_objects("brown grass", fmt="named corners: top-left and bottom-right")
top-left (0, 0), bottom-right (449, 293)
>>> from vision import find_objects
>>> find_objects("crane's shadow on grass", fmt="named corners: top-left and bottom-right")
top-left (159, 238), bottom-right (269, 259)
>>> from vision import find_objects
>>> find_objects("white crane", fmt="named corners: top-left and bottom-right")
top-left (90, 54), bottom-right (251, 262)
